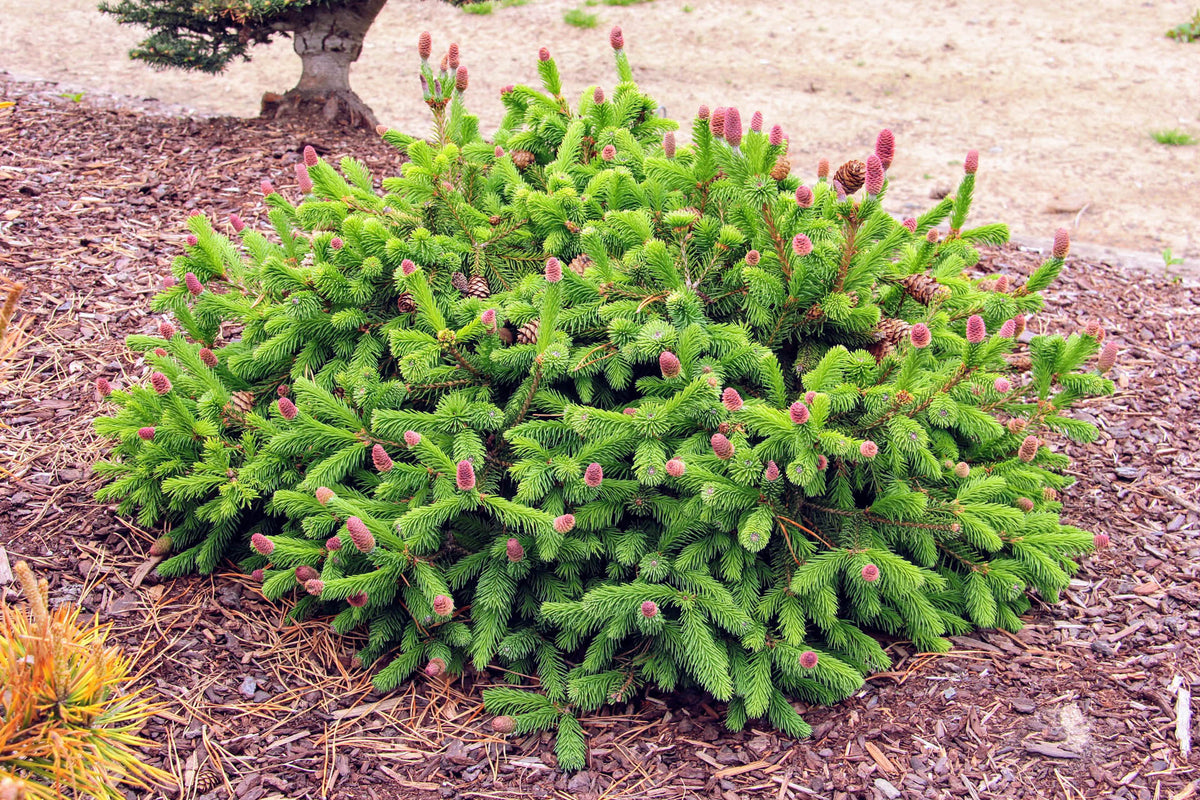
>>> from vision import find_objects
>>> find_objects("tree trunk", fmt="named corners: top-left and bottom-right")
top-left (261, 0), bottom-right (387, 130)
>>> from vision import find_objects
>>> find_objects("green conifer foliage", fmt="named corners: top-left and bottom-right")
top-left (95, 30), bottom-right (1117, 768)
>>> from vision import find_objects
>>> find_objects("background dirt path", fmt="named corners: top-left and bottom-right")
top-left (3, 0), bottom-right (1199, 263)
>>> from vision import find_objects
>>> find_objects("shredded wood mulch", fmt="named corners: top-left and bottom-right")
top-left (2, 73), bottom-right (1198, 800)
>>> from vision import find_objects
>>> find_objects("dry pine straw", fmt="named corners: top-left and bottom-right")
top-left (1, 75), bottom-right (1199, 800)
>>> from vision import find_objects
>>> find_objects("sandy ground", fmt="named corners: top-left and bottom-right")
top-left (3, 0), bottom-right (1199, 267)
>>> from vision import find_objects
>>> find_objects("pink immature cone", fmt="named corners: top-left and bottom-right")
top-left (721, 388), bottom-right (743, 411)
top-left (278, 384), bottom-right (290, 397)
top-left (455, 65), bottom-right (469, 93)
top-left (1093, 532), bottom-right (1111, 549)
top-left (659, 351), bottom-right (681, 378)
top-left (724, 108), bottom-right (743, 148)
top-left (1052, 227), bottom-right (1070, 259)
top-left (902, 217), bottom-right (917, 232)
top-left (137, 426), bottom-right (155, 441)
top-left (347, 592), bottom-right (368, 608)
top-left (229, 213), bottom-right (245, 233)
top-left (261, 179), bottom-right (274, 196)
top-left (154, 348), bottom-right (168, 358)
top-left (789, 401), bottom-right (810, 425)
top-left (456, 460), bottom-right (476, 491)
top-left (346, 517), bottom-right (376, 553)
top-left (910, 323), bottom-right (932, 348)
top-left (1012, 314), bottom-right (1027, 338)
top-left (494, 145), bottom-right (504, 158)
top-left (1016, 497), bottom-right (1035, 512)
top-left (448, 42), bottom-right (460, 69)
top-left (998, 318), bottom-right (1017, 338)
top-left (875, 128), bottom-right (895, 169)
top-left (1084, 319), bottom-right (1103, 338)
top-left (199, 348), bottom-right (218, 368)
top-left (964, 149), bottom-right (979, 174)
top-left (640, 600), bottom-right (658, 618)
top-left (553, 514), bottom-right (576, 534)
top-left (404, 430), bottom-right (421, 447)
top-left (372, 444), bottom-right (393, 472)
top-left (926, 228), bottom-right (940, 244)
top-left (185, 272), bottom-right (203, 296)
top-left (860, 440), bottom-right (879, 459)
top-left (150, 372), bottom-right (172, 395)
top-left (816, 454), bottom-right (829, 470)
top-left (433, 594), bottom-right (455, 616)
top-left (799, 650), bottom-right (819, 669)
top-left (697, 104), bottom-right (710, 121)
top-left (750, 110), bottom-right (763, 133)
top-left (1018, 435), bottom-right (1039, 463)
top-left (425, 658), bottom-right (446, 678)
top-left (610, 25), bottom-right (624, 50)
top-left (481, 308), bottom-right (497, 331)
top-left (251, 569), bottom-right (264, 581)
top-left (593, 86), bottom-right (605, 104)
top-left (584, 462), bottom-right (604, 488)
top-left (316, 486), bottom-right (335, 505)
top-left (96, 377), bottom-right (113, 398)
top-left (665, 458), bottom-right (686, 477)
top-left (601, 144), bottom-right (616, 162)
top-left (804, 391), bottom-right (817, 405)
top-left (303, 145), bottom-right (318, 167)
top-left (710, 107), bottom-right (726, 138)
top-left (769, 125), bottom-right (784, 147)
top-left (325, 535), bottom-right (342, 551)
top-left (764, 461), bottom-right (780, 482)
top-left (305, 579), bottom-right (324, 596)
top-left (865, 154), bottom-right (885, 196)
top-left (817, 158), bottom-right (830, 180)
top-left (295, 162), bottom-right (313, 193)
top-left (159, 320), bottom-right (175, 339)
top-left (745, 249), bottom-right (761, 265)
top-left (277, 397), bottom-right (297, 420)
top-left (295, 565), bottom-right (319, 583)
top-left (663, 131), bottom-right (676, 158)
top-left (330, 237), bottom-right (344, 251)
top-left (966, 315), bottom-right (987, 344)
top-left (401, 258), bottom-right (417, 276)
top-left (186, 234), bottom-right (199, 246)
top-left (418, 31), bottom-right (432, 60)
top-left (538, 47), bottom-right (550, 62)
top-left (499, 84), bottom-right (514, 97)
top-left (251, 533), bottom-right (274, 556)
top-left (861, 563), bottom-right (880, 583)
top-left (1097, 341), bottom-right (1119, 374)
top-left (994, 377), bottom-right (1011, 393)
top-left (795, 185), bottom-right (814, 208)
top-left (162, 275), bottom-right (177, 289)
top-left (545, 257), bottom-right (563, 283)
top-left (507, 537), bottom-right (526, 562)
top-left (954, 462), bottom-right (970, 478)
top-left (994, 274), bottom-right (1010, 293)
top-left (711, 433), bottom-right (734, 460)
top-left (792, 234), bottom-right (813, 256)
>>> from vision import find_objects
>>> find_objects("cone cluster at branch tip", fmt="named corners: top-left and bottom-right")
top-left (97, 377), bottom-right (112, 397)
top-left (159, 320), bottom-right (175, 338)
top-left (1018, 435), bottom-right (1040, 462)
top-left (954, 462), bottom-right (970, 478)
top-left (861, 564), bottom-right (880, 582)
top-left (425, 657), bottom-right (446, 677)
top-left (1016, 497), bottom-right (1034, 512)
top-left (448, 42), bottom-right (460, 70)
top-left (799, 651), bottom-right (819, 669)
top-left (306, 579), bottom-right (324, 595)
top-left (433, 594), bottom-right (455, 616)
top-left (347, 592), bottom-right (368, 607)
top-left (372, 444), bottom-right (393, 472)
top-left (710, 107), bottom-right (725, 138)
top-left (545, 257), bottom-right (563, 283)
top-left (404, 430), bottom-right (421, 447)
top-left (769, 125), bottom-right (784, 147)
top-left (199, 348), bottom-right (218, 367)
top-left (538, 47), bottom-right (550, 62)
top-left (663, 131), bottom-right (675, 158)
top-left (251, 533), bottom-right (273, 556)
top-left (697, 104), bottom-right (710, 120)
top-left (658, 350), bottom-right (680, 378)
top-left (711, 433), bottom-right (734, 459)
top-left (331, 237), bottom-right (344, 250)
top-left (456, 66), bottom-right (469, 93)
top-left (765, 461), bottom-right (780, 482)
top-left (865, 154), bottom-right (885, 196)
top-left (789, 402), bottom-right (810, 425)
top-left (1053, 228), bottom-right (1070, 259)
top-left (792, 234), bottom-right (812, 256)
top-left (230, 213), bottom-right (244, 233)
top-left (492, 716), bottom-right (515, 734)
top-left (1093, 532), bottom-right (1110, 549)
top-left (964, 150), bottom-right (979, 174)
top-left (553, 514), bottom-right (576, 534)
top-left (137, 426), bottom-right (155, 441)
top-left (277, 397), bottom-right (297, 419)
top-left (506, 537), bottom-right (525, 561)
top-left (750, 111), bottom-right (763, 133)
top-left (186, 233), bottom-right (198, 246)
top-left (909, 323), bottom-right (931, 348)
top-left (994, 377), bottom-right (1011, 393)
top-left (150, 372), bottom-right (172, 395)
top-left (260, 179), bottom-right (273, 196)
top-left (902, 217), bottom-right (917, 232)
top-left (601, 145), bottom-right (616, 162)
top-left (724, 108), bottom-right (743, 147)
top-left (1098, 341), bottom-right (1119, 373)
top-left (296, 565), bottom-right (318, 583)
top-left (665, 458), bottom-right (686, 477)
top-left (610, 26), bottom-right (623, 50)
top-left (817, 158), bottom-right (830, 180)
top-left (874, 129), bottom-right (895, 169)
top-left (593, 87), bottom-right (605, 105)
top-left (295, 163), bottom-right (313, 193)
top-left (795, 185), bottom-right (813, 207)
top-left (721, 388), bottom-right (743, 411)
top-left (640, 600), bottom-right (658, 618)
top-left (418, 31), bottom-right (431, 61)
top-left (860, 441), bottom-right (879, 458)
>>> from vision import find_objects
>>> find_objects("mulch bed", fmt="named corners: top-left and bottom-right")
top-left (2, 72), bottom-right (1198, 800)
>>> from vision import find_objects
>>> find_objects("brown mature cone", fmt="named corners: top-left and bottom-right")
top-left (568, 253), bottom-right (593, 276)
top-left (230, 390), bottom-right (255, 418)
top-left (194, 771), bottom-right (221, 795)
top-left (769, 154), bottom-right (791, 181)
top-left (867, 317), bottom-right (912, 362)
top-left (451, 271), bottom-right (469, 293)
top-left (396, 292), bottom-right (417, 314)
top-left (803, 302), bottom-right (824, 322)
top-left (466, 275), bottom-right (490, 299)
top-left (899, 273), bottom-right (950, 305)
top-left (511, 150), bottom-right (536, 170)
top-left (833, 160), bottom-right (866, 194)
top-left (517, 319), bottom-right (540, 344)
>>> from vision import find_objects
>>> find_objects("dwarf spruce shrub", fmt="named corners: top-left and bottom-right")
top-left (94, 30), bottom-right (1118, 767)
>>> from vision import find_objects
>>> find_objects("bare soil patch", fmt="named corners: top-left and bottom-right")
top-left (2, 76), bottom-right (1200, 799)
top-left (2, 0), bottom-right (1199, 268)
